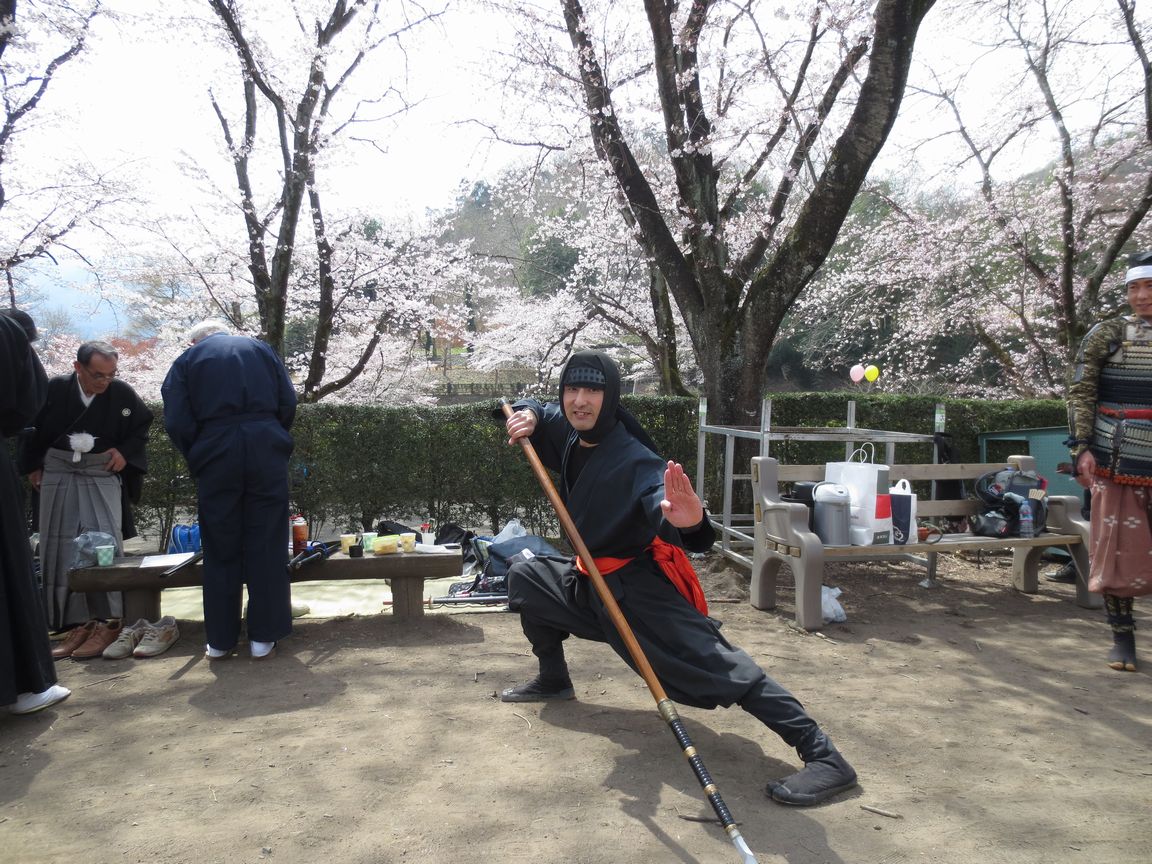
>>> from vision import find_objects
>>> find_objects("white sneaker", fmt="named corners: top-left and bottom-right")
top-left (10, 684), bottom-right (71, 715)
top-left (133, 616), bottom-right (179, 658)
top-left (250, 640), bottom-right (276, 659)
top-left (103, 618), bottom-right (149, 659)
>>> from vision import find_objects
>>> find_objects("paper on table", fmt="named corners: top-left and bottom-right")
top-left (415, 543), bottom-right (459, 554)
top-left (141, 552), bottom-right (196, 568)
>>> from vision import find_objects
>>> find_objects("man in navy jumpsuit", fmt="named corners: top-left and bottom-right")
top-left (161, 320), bottom-right (297, 660)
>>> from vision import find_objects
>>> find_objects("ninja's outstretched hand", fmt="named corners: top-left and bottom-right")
top-left (660, 461), bottom-right (704, 528)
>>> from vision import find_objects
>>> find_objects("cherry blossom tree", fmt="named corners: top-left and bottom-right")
top-left (479, 0), bottom-right (936, 422)
top-left (0, 0), bottom-right (122, 309)
top-left (106, 0), bottom-right (489, 405)
top-left (461, 152), bottom-right (699, 394)
top-left (795, 0), bottom-right (1152, 397)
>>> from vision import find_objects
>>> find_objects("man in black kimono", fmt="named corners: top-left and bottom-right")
top-left (161, 320), bottom-right (297, 660)
top-left (1, 312), bottom-right (70, 713)
top-left (501, 350), bottom-right (857, 806)
top-left (21, 341), bottom-right (153, 654)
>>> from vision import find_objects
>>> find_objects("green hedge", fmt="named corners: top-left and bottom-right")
top-left (134, 393), bottom-right (1068, 550)
top-left (137, 396), bottom-right (699, 548)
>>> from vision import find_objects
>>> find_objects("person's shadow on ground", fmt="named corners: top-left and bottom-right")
top-left (539, 699), bottom-right (850, 864)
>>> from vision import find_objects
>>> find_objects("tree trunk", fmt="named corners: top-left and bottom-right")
top-left (562, 0), bottom-right (936, 426)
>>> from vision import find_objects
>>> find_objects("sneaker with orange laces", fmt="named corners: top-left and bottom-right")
top-left (132, 616), bottom-right (180, 658)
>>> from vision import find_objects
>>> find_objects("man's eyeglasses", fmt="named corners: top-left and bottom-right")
top-left (84, 366), bottom-right (119, 382)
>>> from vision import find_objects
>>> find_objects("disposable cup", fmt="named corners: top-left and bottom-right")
top-left (360, 532), bottom-right (377, 552)
top-left (340, 533), bottom-right (357, 554)
top-left (399, 532), bottom-right (417, 552)
top-left (421, 532), bottom-right (435, 545)
top-left (95, 545), bottom-right (115, 566)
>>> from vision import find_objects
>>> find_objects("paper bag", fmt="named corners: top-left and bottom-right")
top-left (889, 478), bottom-right (917, 544)
top-left (825, 447), bottom-right (892, 545)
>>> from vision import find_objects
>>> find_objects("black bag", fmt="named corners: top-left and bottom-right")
top-left (968, 467), bottom-right (1048, 538)
top-left (449, 534), bottom-right (563, 596)
top-left (434, 522), bottom-right (482, 570)
top-left (376, 519), bottom-right (420, 537)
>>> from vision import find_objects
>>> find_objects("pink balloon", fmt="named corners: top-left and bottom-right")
top-left (849, 364), bottom-right (865, 383)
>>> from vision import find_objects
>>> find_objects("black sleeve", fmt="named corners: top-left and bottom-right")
top-left (678, 511), bottom-right (716, 553)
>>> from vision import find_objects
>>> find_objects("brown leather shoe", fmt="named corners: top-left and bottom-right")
top-left (71, 620), bottom-right (123, 660)
top-left (51, 621), bottom-right (96, 660)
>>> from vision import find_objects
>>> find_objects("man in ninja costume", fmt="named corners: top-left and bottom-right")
top-left (500, 350), bottom-right (857, 806)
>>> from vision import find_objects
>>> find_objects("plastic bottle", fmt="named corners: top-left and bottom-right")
top-left (291, 515), bottom-right (308, 556)
top-left (1018, 501), bottom-right (1034, 539)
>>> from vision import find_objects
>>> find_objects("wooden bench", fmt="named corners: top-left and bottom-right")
top-left (69, 549), bottom-right (464, 624)
top-left (751, 454), bottom-right (1102, 630)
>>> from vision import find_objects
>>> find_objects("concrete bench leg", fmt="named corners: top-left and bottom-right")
top-left (1070, 544), bottom-right (1103, 610)
top-left (750, 555), bottom-right (781, 611)
top-left (390, 577), bottom-right (426, 621)
top-left (1012, 546), bottom-right (1044, 593)
top-left (793, 557), bottom-right (824, 632)
top-left (124, 589), bottom-right (162, 624)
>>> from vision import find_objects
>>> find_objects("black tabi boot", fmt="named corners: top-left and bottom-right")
top-left (737, 678), bottom-right (858, 806)
top-left (501, 620), bottom-right (575, 702)
top-left (499, 676), bottom-right (576, 702)
top-left (1105, 594), bottom-right (1138, 673)
top-left (765, 730), bottom-right (858, 807)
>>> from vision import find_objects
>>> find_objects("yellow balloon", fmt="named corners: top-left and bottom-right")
top-left (864, 364), bottom-right (880, 382)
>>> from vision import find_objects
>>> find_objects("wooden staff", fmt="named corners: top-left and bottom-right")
top-left (501, 401), bottom-right (758, 864)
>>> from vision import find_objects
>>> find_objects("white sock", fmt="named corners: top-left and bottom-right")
top-left (205, 644), bottom-right (229, 658)
top-left (250, 640), bottom-right (275, 658)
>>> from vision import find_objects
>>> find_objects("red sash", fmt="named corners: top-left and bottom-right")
top-left (575, 536), bottom-right (708, 616)
top-left (1099, 406), bottom-right (1152, 419)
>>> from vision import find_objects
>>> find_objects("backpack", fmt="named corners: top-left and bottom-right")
top-left (968, 468), bottom-right (1048, 538)
top-left (168, 523), bottom-right (202, 554)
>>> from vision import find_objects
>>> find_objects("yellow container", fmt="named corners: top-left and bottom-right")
top-left (374, 534), bottom-right (399, 555)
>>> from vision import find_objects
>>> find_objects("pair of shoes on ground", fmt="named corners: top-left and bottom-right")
top-left (52, 620), bottom-right (124, 660)
top-left (205, 640), bottom-right (277, 661)
top-left (9, 684), bottom-right (71, 715)
top-left (102, 616), bottom-right (180, 659)
top-left (1044, 562), bottom-right (1078, 584)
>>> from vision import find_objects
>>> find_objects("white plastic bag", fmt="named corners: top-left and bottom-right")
top-left (71, 531), bottom-right (118, 569)
top-left (490, 518), bottom-right (527, 545)
top-left (821, 585), bottom-right (847, 623)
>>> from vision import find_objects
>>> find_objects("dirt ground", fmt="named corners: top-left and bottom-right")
top-left (2, 551), bottom-right (1149, 864)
